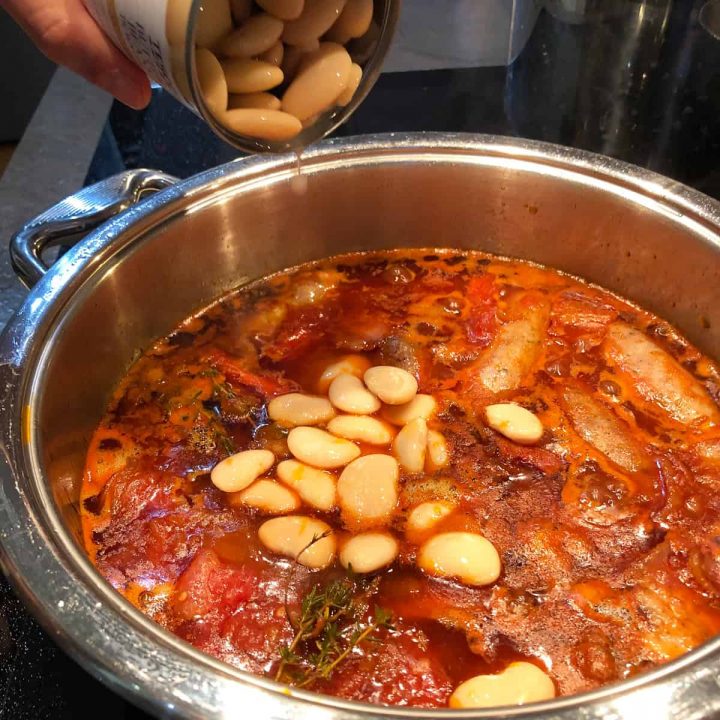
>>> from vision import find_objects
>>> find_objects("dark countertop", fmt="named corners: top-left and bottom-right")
top-left (2, 3), bottom-right (720, 718)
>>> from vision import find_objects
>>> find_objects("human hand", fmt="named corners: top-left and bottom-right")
top-left (1, 0), bottom-right (151, 109)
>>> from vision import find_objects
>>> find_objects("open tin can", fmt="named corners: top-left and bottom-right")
top-left (82, 0), bottom-right (399, 153)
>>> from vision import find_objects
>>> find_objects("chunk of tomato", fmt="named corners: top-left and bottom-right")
top-left (205, 349), bottom-right (300, 398)
top-left (465, 275), bottom-right (497, 348)
top-left (173, 549), bottom-right (256, 621)
top-left (325, 628), bottom-right (453, 707)
top-left (260, 306), bottom-right (329, 363)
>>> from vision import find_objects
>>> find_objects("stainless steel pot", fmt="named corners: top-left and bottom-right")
top-left (2, 134), bottom-right (720, 719)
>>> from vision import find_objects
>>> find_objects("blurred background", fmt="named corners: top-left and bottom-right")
top-left (0, 9), bottom-right (54, 173)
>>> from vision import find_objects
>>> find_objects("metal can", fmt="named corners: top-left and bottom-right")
top-left (82, 0), bottom-right (399, 153)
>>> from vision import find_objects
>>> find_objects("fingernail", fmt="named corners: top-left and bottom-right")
top-left (107, 68), bottom-right (151, 110)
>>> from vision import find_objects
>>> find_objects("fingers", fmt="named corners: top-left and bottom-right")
top-left (1, 0), bottom-right (151, 109)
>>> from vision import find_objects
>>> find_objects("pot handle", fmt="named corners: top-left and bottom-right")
top-left (10, 169), bottom-right (178, 289)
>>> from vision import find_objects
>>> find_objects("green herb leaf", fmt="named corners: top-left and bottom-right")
top-left (274, 566), bottom-right (393, 689)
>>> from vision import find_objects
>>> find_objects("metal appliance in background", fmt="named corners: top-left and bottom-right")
top-left (506, 0), bottom-right (720, 183)
top-left (700, 0), bottom-right (720, 37)
top-left (2, 134), bottom-right (720, 719)
top-left (383, 0), bottom-right (542, 71)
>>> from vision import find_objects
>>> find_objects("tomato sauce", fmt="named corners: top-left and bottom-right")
top-left (81, 250), bottom-right (720, 707)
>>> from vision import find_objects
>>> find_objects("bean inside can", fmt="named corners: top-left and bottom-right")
top-left (82, 0), bottom-right (397, 152)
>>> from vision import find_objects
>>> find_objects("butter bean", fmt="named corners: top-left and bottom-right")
top-left (364, 365), bottom-right (418, 405)
top-left (280, 44), bottom-right (306, 80)
top-left (336, 63), bottom-right (362, 106)
top-left (426, 429), bottom-right (449, 471)
top-left (166, 0), bottom-right (194, 46)
top-left (235, 479), bottom-right (300, 514)
top-left (418, 532), bottom-right (501, 586)
top-left (382, 394), bottom-right (437, 426)
top-left (449, 662), bottom-right (556, 708)
top-left (268, 393), bottom-right (335, 426)
top-left (211, 449), bottom-right (275, 492)
top-left (195, 0), bottom-right (233, 49)
top-left (287, 426), bottom-right (360, 468)
top-left (392, 417), bottom-right (427, 473)
top-left (230, 0), bottom-right (253, 23)
top-left (301, 113), bottom-right (321, 128)
top-left (282, 0), bottom-right (347, 45)
top-left (406, 501), bottom-right (454, 536)
top-left (258, 515), bottom-right (336, 568)
top-left (327, 415), bottom-right (394, 445)
top-left (195, 48), bottom-right (228, 116)
top-left (317, 355), bottom-right (371, 393)
top-left (218, 13), bottom-right (284, 58)
top-left (221, 108), bottom-right (302, 140)
top-left (485, 403), bottom-right (543, 445)
top-left (347, 17), bottom-right (379, 64)
top-left (282, 42), bottom-right (351, 121)
top-left (337, 454), bottom-right (398, 529)
top-left (222, 58), bottom-right (284, 93)
top-left (228, 92), bottom-right (282, 110)
top-left (257, 40), bottom-right (285, 65)
top-left (294, 37), bottom-right (321, 53)
top-left (326, 0), bottom-right (373, 43)
top-left (257, 0), bottom-right (305, 20)
top-left (282, 40), bottom-right (320, 83)
top-left (340, 532), bottom-right (398, 573)
top-left (277, 459), bottom-right (337, 511)
top-left (328, 372), bottom-right (380, 415)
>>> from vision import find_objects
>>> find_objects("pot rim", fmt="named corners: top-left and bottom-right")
top-left (2, 132), bottom-right (720, 719)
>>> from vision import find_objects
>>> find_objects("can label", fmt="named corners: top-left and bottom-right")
top-left (83, 0), bottom-right (190, 104)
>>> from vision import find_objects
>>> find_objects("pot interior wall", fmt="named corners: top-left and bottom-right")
top-left (35, 150), bottom-right (720, 542)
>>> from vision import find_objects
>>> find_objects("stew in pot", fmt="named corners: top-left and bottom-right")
top-left (81, 250), bottom-right (720, 708)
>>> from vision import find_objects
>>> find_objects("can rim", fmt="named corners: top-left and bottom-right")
top-left (185, 0), bottom-right (401, 154)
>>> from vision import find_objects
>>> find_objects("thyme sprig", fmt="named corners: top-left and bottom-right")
top-left (274, 536), bottom-right (394, 688)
